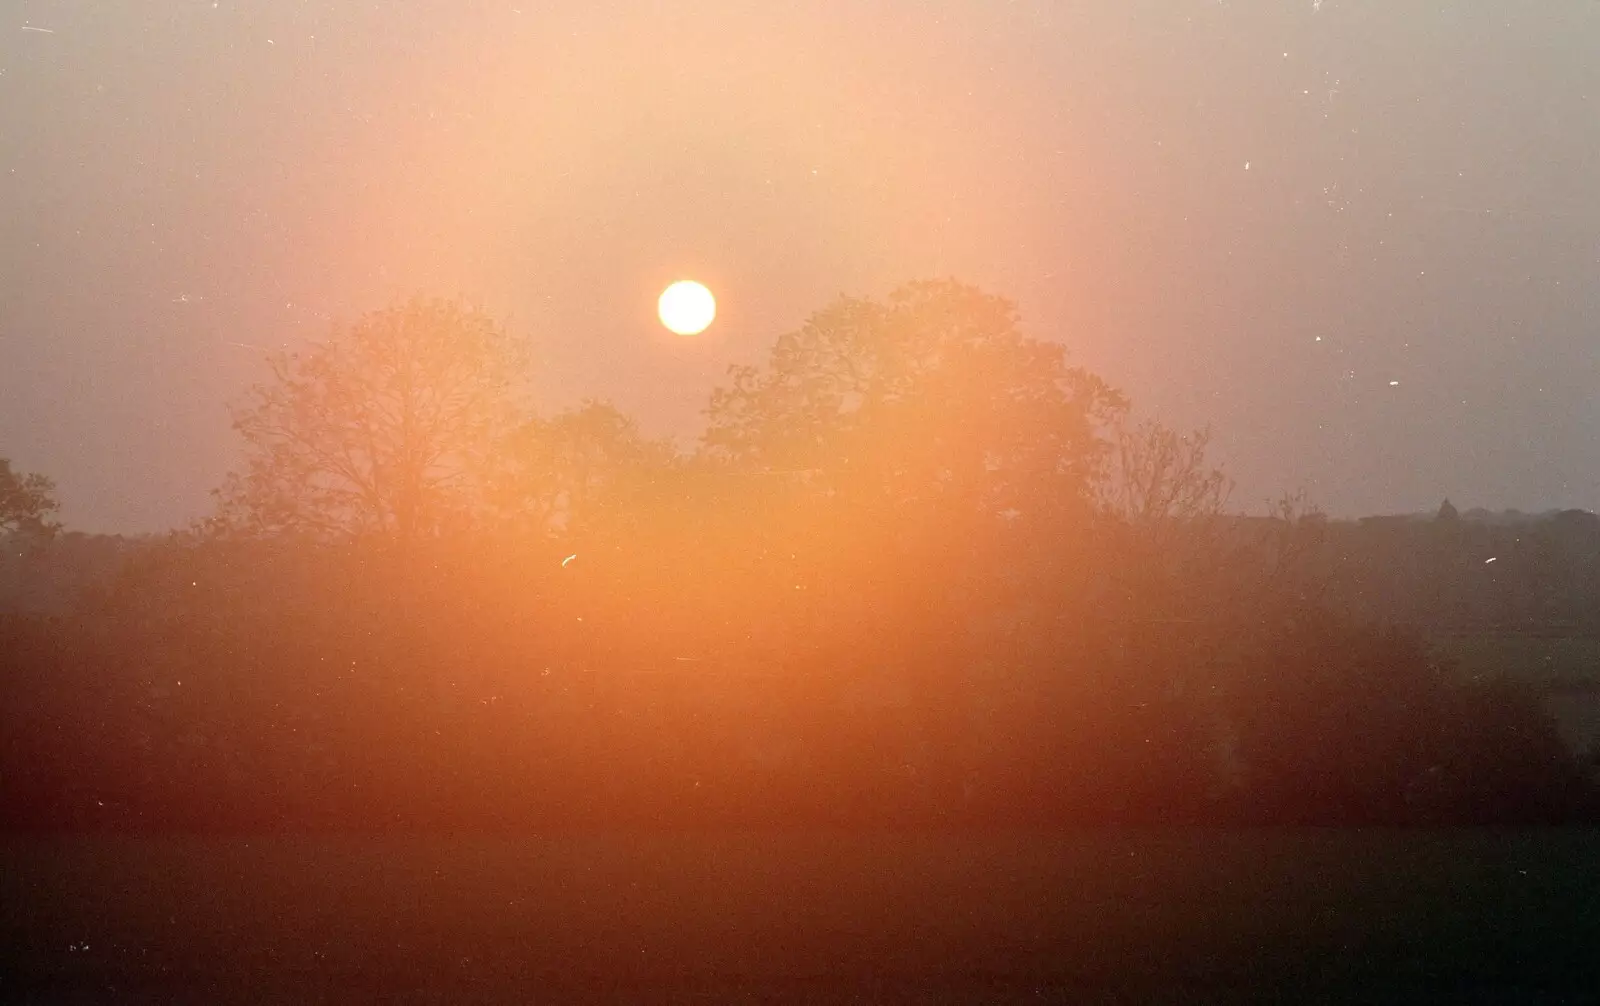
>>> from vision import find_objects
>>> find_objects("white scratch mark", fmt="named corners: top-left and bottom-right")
top-left (561, 554), bottom-right (577, 568)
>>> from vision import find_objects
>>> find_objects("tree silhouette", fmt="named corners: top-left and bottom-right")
top-left (700, 280), bottom-right (1128, 809)
top-left (1098, 420), bottom-right (1231, 528)
top-left (0, 458), bottom-right (59, 535)
top-left (502, 399), bottom-right (677, 538)
top-left (1091, 419), bottom-right (1236, 642)
top-left (214, 298), bottom-right (527, 542)
top-left (703, 280), bottom-right (1126, 527)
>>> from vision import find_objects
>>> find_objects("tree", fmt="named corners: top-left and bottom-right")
top-left (700, 281), bottom-right (1127, 808)
top-left (1097, 420), bottom-right (1231, 529)
top-left (501, 399), bottom-right (677, 538)
top-left (0, 458), bottom-right (59, 535)
top-left (1090, 419), bottom-right (1234, 651)
top-left (698, 280), bottom-right (1131, 669)
top-left (703, 280), bottom-right (1126, 527)
top-left (214, 298), bottom-right (527, 542)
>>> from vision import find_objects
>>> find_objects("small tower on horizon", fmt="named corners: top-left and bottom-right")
top-left (1436, 498), bottom-right (1460, 523)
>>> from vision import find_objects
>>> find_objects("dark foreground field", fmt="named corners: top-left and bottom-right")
top-left (4, 831), bottom-right (1599, 1003)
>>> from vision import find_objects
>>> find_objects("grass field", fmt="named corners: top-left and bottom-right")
top-left (4, 831), bottom-right (1599, 1002)
top-left (1435, 634), bottom-right (1600, 689)
top-left (1434, 634), bottom-right (1600, 755)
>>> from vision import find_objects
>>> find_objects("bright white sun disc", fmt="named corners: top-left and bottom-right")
top-left (658, 280), bottom-right (716, 335)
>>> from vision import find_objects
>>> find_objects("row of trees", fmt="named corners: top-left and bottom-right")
top-left (7, 282), bottom-right (1233, 567)
top-left (207, 284), bottom-right (1212, 549)
top-left (1311, 506), bottom-right (1600, 635)
top-left (2, 281), bottom-right (1594, 829)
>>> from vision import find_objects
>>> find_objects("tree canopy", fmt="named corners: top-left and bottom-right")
top-left (703, 280), bottom-right (1126, 527)
top-left (0, 458), bottom-right (59, 535)
top-left (501, 399), bottom-right (677, 539)
top-left (215, 298), bottom-right (528, 542)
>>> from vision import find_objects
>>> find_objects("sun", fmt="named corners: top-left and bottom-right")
top-left (658, 280), bottom-right (716, 336)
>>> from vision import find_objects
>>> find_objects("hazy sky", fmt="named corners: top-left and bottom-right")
top-left (3, 0), bottom-right (1597, 531)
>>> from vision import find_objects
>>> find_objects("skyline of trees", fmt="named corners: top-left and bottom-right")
top-left (1, 281), bottom-right (1239, 544)
top-left (6, 281), bottom-right (1591, 543)
top-left (200, 280), bottom-right (1218, 550)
